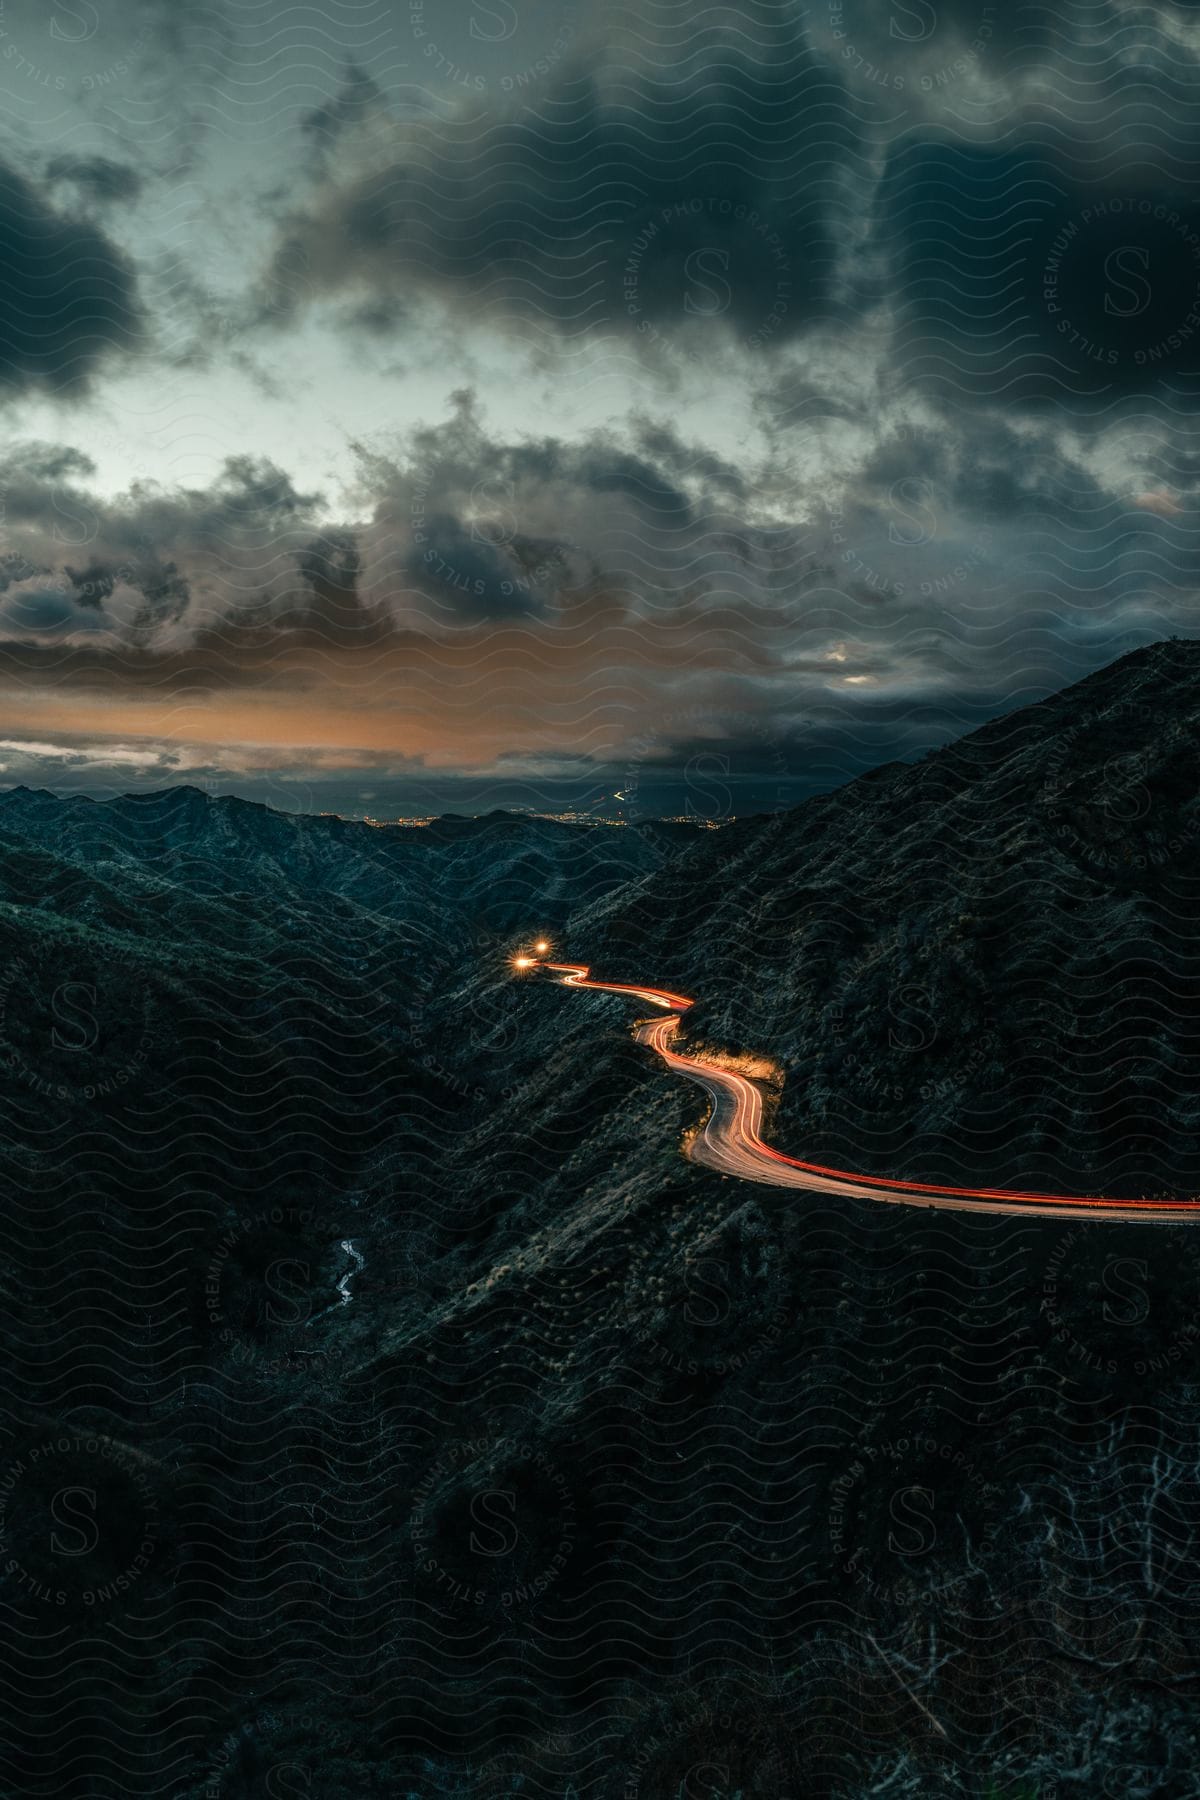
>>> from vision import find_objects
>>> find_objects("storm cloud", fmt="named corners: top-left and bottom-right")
top-left (0, 0), bottom-right (1198, 810)
top-left (260, 22), bottom-right (857, 353)
top-left (0, 161), bottom-right (143, 399)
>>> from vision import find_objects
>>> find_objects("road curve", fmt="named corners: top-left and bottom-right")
top-left (541, 962), bottom-right (1200, 1223)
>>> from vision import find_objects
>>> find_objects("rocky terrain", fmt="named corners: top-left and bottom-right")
top-left (1, 641), bottom-right (1199, 1796)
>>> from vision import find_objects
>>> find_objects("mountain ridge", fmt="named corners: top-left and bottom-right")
top-left (567, 635), bottom-right (1200, 1196)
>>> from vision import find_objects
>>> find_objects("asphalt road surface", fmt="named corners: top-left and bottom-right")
top-left (538, 961), bottom-right (1199, 1222)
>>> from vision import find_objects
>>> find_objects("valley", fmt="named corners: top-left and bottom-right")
top-left (0, 641), bottom-right (1197, 1796)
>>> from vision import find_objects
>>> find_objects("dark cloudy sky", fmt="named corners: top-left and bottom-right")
top-left (0, 0), bottom-right (1198, 816)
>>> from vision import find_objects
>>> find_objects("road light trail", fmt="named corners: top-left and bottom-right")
top-left (538, 962), bottom-right (1200, 1222)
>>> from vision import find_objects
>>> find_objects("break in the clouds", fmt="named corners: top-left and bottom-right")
top-left (0, 0), bottom-right (1198, 812)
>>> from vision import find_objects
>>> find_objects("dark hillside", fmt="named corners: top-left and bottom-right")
top-left (0, 787), bottom-right (687, 936)
top-left (579, 637), bottom-right (1200, 1197)
top-left (1, 646), bottom-right (1199, 1796)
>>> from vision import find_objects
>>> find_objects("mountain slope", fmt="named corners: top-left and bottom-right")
top-left (574, 636), bottom-right (1200, 1197)
top-left (2, 646), bottom-right (1200, 1797)
top-left (0, 786), bottom-right (689, 938)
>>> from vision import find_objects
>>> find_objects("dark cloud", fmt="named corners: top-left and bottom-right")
top-left (851, 413), bottom-right (1110, 525)
top-left (211, 455), bottom-right (319, 520)
top-left (0, 447), bottom-right (327, 642)
top-left (0, 585), bottom-right (81, 635)
top-left (941, 415), bottom-right (1109, 521)
top-left (0, 161), bottom-right (143, 400)
top-left (260, 26), bottom-right (857, 350)
top-left (0, 414), bottom-right (599, 643)
top-left (559, 444), bottom-right (692, 517)
top-left (357, 390), bottom-right (829, 632)
top-left (338, 295), bottom-right (413, 337)
top-left (297, 530), bottom-right (360, 607)
top-left (0, 579), bottom-right (114, 640)
top-left (0, 0), bottom-right (1197, 823)
top-left (300, 64), bottom-right (388, 160)
top-left (134, 559), bottom-right (190, 626)
top-left (0, 383), bottom-right (1189, 730)
top-left (23, 443), bottom-right (97, 481)
top-left (407, 510), bottom-right (543, 618)
top-left (816, 0), bottom-right (1054, 83)
top-left (45, 155), bottom-right (144, 206)
top-left (631, 422), bottom-right (750, 501)
top-left (289, 529), bottom-right (389, 644)
top-left (63, 561), bottom-right (117, 607)
top-left (873, 131), bottom-right (1200, 406)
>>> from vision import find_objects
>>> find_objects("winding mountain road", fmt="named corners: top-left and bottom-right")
top-left (538, 961), bottom-right (1199, 1223)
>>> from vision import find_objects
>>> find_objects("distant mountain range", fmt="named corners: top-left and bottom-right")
top-left (0, 783), bottom-right (694, 931)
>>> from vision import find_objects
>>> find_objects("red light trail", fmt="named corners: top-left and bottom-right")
top-left (529, 962), bottom-right (1199, 1222)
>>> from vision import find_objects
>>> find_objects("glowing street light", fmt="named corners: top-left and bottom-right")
top-left (534, 940), bottom-right (550, 954)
